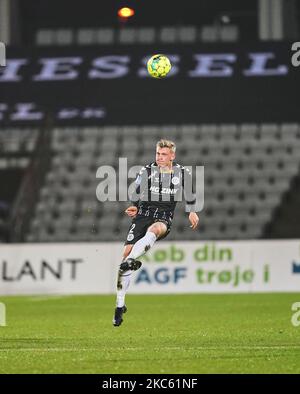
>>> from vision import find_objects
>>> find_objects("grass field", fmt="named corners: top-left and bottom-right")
top-left (0, 293), bottom-right (299, 374)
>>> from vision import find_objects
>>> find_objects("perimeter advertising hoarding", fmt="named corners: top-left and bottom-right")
top-left (0, 240), bottom-right (299, 295)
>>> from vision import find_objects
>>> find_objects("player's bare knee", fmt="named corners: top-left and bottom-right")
top-left (148, 223), bottom-right (166, 238)
top-left (147, 225), bottom-right (159, 237)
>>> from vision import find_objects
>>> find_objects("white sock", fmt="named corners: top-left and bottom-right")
top-left (116, 270), bottom-right (132, 308)
top-left (126, 231), bottom-right (157, 260)
top-left (115, 232), bottom-right (157, 308)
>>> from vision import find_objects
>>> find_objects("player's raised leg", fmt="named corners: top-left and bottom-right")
top-left (113, 222), bottom-right (167, 327)
top-left (123, 221), bottom-right (167, 263)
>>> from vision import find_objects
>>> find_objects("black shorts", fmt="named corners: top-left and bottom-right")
top-left (124, 214), bottom-right (172, 245)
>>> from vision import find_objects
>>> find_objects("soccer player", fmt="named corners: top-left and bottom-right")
top-left (113, 139), bottom-right (199, 326)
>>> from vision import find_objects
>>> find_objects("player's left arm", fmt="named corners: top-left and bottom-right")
top-left (183, 167), bottom-right (200, 230)
top-left (188, 211), bottom-right (199, 230)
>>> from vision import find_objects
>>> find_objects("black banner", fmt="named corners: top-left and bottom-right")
top-left (0, 42), bottom-right (298, 126)
top-left (0, 374), bottom-right (294, 391)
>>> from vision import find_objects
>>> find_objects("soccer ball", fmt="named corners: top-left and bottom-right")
top-left (147, 54), bottom-right (171, 79)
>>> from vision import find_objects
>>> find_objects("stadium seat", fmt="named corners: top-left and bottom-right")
top-left (56, 29), bottom-right (73, 45)
top-left (178, 26), bottom-right (197, 43)
top-left (160, 27), bottom-right (177, 43)
top-left (137, 28), bottom-right (156, 43)
top-left (95, 28), bottom-right (114, 44)
top-left (77, 29), bottom-right (96, 45)
top-left (119, 28), bottom-right (137, 44)
top-left (36, 29), bottom-right (55, 45)
top-left (220, 25), bottom-right (239, 42)
top-left (200, 26), bottom-right (218, 42)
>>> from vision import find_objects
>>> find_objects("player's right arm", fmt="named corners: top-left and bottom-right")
top-left (125, 165), bottom-right (148, 218)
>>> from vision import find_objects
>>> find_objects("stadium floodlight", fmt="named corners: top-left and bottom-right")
top-left (118, 7), bottom-right (135, 20)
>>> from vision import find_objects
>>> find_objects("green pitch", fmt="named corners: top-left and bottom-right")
top-left (0, 293), bottom-right (299, 374)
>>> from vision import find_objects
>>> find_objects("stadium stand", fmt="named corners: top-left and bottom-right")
top-left (35, 25), bottom-right (239, 46)
top-left (0, 128), bottom-right (39, 242)
top-left (10, 122), bottom-right (298, 243)
top-left (0, 128), bottom-right (38, 158)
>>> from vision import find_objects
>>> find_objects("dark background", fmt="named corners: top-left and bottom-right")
top-left (0, 42), bottom-right (298, 126)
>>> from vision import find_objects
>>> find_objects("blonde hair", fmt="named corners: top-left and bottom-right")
top-left (156, 139), bottom-right (176, 153)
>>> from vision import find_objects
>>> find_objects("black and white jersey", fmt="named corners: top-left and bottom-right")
top-left (129, 161), bottom-right (196, 220)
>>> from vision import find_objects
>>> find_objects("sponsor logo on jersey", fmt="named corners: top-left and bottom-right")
top-left (172, 176), bottom-right (180, 185)
top-left (150, 186), bottom-right (177, 194)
